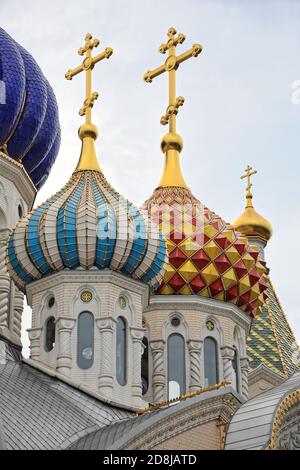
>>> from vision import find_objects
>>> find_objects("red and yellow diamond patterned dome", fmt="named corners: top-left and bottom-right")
top-left (142, 26), bottom-right (268, 317)
top-left (142, 186), bottom-right (268, 317)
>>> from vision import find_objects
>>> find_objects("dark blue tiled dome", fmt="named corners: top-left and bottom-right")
top-left (0, 28), bottom-right (60, 189)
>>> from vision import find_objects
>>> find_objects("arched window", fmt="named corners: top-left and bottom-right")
top-left (141, 337), bottom-right (149, 395)
top-left (77, 311), bottom-right (94, 369)
top-left (232, 347), bottom-right (239, 392)
top-left (116, 317), bottom-right (126, 385)
top-left (168, 333), bottom-right (186, 400)
top-left (45, 316), bottom-right (55, 352)
top-left (204, 337), bottom-right (219, 386)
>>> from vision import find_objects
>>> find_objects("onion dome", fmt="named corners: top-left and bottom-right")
top-left (0, 28), bottom-right (60, 189)
top-left (6, 33), bottom-right (167, 294)
top-left (142, 187), bottom-right (268, 317)
top-left (142, 28), bottom-right (268, 317)
top-left (232, 166), bottom-right (272, 242)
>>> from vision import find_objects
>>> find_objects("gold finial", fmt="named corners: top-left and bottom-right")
top-left (232, 165), bottom-right (273, 242)
top-left (240, 165), bottom-right (257, 208)
top-left (144, 27), bottom-right (202, 188)
top-left (65, 33), bottom-right (113, 172)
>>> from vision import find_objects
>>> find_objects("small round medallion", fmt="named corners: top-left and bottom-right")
top-left (81, 290), bottom-right (93, 303)
top-left (83, 56), bottom-right (93, 70)
top-left (206, 320), bottom-right (215, 331)
top-left (165, 55), bottom-right (177, 71)
top-left (119, 296), bottom-right (127, 309)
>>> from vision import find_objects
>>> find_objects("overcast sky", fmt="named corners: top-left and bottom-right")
top-left (2, 0), bottom-right (300, 355)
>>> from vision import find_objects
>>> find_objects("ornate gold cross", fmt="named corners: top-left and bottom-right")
top-left (144, 27), bottom-right (202, 133)
top-left (65, 33), bottom-right (113, 124)
top-left (241, 165), bottom-right (257, 196)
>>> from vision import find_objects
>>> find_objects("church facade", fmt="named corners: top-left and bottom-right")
top-left (0, 27), bottom-right (299, 451)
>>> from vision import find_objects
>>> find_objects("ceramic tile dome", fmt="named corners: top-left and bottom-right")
top-left (142, 186), bottom-right (268, 317)
top-left (6, 169), bottom-right (167, 293)
top-left (0, 28), bottom-right (60, 189)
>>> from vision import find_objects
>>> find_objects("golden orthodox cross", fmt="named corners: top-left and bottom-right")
top-left (144, 27), bottom-right (202, 133)
top-left (65, 33), bottom-right (113, 124)
top-left (241, 165), bottom-right (257, 196)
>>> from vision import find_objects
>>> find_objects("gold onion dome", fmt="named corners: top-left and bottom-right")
top-left (232, 166), bottom-right (272, 242)
top-left (142, 28), bottom-right (269, 317)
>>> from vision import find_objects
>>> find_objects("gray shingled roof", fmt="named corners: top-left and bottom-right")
top-left (0, 342), bottom-right (131, 450)
top-left (225, 371), bottom-right (300, 450)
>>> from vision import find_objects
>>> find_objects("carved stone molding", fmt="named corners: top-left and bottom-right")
top-left (239, 357), bottom-right (249, 400)
top-left (187, 340), bottom-right (203, 392)
top-left (56, 318), bottom-right (76, 376)
top-left (268, 388), bottom-right (300, 450)
top-left (147, 295), bottom-right (251, 333)
top-left (278, 408), bottom-right (300, 450)
top-left (221, 346), bottom-right (235, 359)
top-left (26, 269), bottom-right (149, 306)
top-left (130, 327), bottom-right (145, 341)
top-left (0, 153), bottom-right (36, 207)
top-left (12, 286), bottom-right (23, 341)
top-left (57, 317), bottom-right (76, 331)
top-left (150, 340), bottom-right (166, 403)
top-left (0, 238), bottom-right (10, 329)
top-left (118, 391), bottom-right (241, 450)
top-left (96, 317), bottom-right (116, 332)
top-left (130, 328), bottom-right (144, 400)
top-left (97, 317), bottom-right (116, 395)
top-left (248, 363), bottom-right (285, 388)
top-left (221, 346), bottom-right (235, 383)
top-left (28, 327), bottom-right (43, 360)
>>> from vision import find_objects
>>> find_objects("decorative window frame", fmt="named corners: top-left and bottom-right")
top-left (113, 292), bottom-right (134, 393)
top-left (164, 312), bottom-right (190, 397)
top-left (201, 315), bottom-right (224, 385)
top-left (141, 319), bottom-right (151, 400)
top-left (77, 310), bottom-right (95, 370)
top-left (232, 325), bottom-right (245, 394)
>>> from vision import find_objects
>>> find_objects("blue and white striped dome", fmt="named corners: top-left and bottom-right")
top-left (0, 28), bottom-right (60, 189)
top-left (6, 169), bottom-right (168, 292)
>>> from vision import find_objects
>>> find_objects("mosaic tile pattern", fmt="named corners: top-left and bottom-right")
top-left (142, 186), bottom-right (268, 317)
top-left (0, 28), bottom-right (60, 189)
top-left (6, 170), bottom-right (168, 292)
top-left (247, 279), bottom-right (300, 376)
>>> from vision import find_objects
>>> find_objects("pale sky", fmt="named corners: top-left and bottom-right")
top-left (2, 0), bottom-right (300, 355)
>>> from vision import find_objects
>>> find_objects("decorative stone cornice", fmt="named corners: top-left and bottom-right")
top-left (130, 327), bottom-right (145, 341)
top-left (27, 327), bottom-right (42, 341)
top-left (96, 317), bottom-right (117, 331)
top-left (248, 363), bottom-right (286, 388)
top-left (240, 357), bottom-right (250, 370)
top-left (114, 388), bottom-right (241, 450)
top-left (26, 269), bottom-right (149, 307)
top-left (56, 317), bottom-right (76, 331)
top-left (187, 339), bottom-right (203, 352)
top-left (268, 387), bottom-right (300, 450)
top-left (0, 152), bottom-right (36, 208)
top-left (150, 339), bottom-right (165, 352)
top-left (147, 295), bottom-right (252, 333)
top-left (221, 346), bottom-right (236, 359)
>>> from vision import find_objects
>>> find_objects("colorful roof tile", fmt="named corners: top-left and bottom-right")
top-left (143, 186), bottom-right (268, 317)
top-left (6, 170), bottom-right (168, 292)
top-left (0, 28), bottom-right (60, 189)
top-left (247, 279), bottom-right (300, 376)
